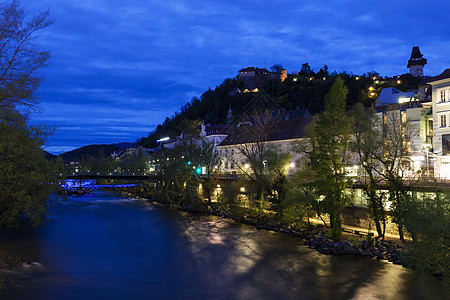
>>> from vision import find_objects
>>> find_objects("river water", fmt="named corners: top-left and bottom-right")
top-left (0, 191), bottom-right (446, 300)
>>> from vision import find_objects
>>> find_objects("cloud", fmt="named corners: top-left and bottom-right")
top-left (20, 0), bottom-right (450, 153)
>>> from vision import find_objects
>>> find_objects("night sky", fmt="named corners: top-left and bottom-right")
top-left (20, 0), bottom-right (450, 154)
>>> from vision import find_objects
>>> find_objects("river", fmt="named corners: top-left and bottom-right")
top-left (0, 191), bottom-right (446, 300)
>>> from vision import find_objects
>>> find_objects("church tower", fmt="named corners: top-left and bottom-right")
top-left (226, 106), bottom-right (234, 125)
top-left (407, 46), bottom-right (427, 77)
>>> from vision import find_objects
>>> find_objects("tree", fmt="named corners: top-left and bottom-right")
top-left (305, 77), bottom-right (352, 241)
top-left (375, 105), bottom-right (418, 241)
top-left (0, 1), bottom-right (52, 112)
top-left (403, 190), bottom-right (450, 286)
top-left (299, 63), bottom-right (314, 78)
top-left (233, 110), bottom-right (281, 210)
top-left (349, 103), bottom-right (387, 239)
top-left (270, 64), bottom-right (284, 73)
top-left (198, 139), bottom-right (221, 203)
top-left (0, 2), bottom-right (56, 228)
top-left (0, 108), bottom-right (57, 227)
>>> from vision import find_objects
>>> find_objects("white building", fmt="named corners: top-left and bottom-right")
top-left (428, 69), bottom-right (450, 178)
top-left (217, 116), bottom-right (313, 174)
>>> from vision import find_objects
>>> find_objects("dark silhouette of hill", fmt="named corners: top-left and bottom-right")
top-left (59, 142), bottom-right (135, 162)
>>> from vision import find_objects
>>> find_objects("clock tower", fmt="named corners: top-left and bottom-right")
top-left (407, 46), bottom-right (427, 77)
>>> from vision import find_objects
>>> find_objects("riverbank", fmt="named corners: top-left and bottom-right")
top-left (123, 192), bottom-right (409, 265)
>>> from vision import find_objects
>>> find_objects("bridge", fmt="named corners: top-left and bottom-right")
top-left (63, 172), bottom-right (157, 181)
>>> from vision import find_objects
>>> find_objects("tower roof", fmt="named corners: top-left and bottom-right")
top-left (407, 46), bottom-right (427, 68)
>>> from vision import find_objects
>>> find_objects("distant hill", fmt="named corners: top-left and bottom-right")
top-left (44, 151), bottom-right (57, 160)
top-left (59, 142), bottom-right (135, 162)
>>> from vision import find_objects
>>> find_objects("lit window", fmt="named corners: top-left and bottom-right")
top-left (440, 90), bottom-right (446, 103)
top-left (441, 114), bottom-right (447, 127)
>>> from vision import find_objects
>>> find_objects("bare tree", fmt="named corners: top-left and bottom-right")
top-left (0, 1), bottom-right (52, 113)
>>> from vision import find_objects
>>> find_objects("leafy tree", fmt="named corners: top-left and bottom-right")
top-left (403, 190), bottom-right (450, 286)
top-left (0, 108), bottom-right (57, 227)
top-left (299, 63), bottom-right (314, 78)
top-left (270, 64), bottom-right (284, 73)
top-left (305, 77), bottom-right (352, 241)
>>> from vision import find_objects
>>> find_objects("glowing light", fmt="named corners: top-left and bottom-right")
top-left (293, 77), bottom-right (298, 82)
top-left (370, 92), bottom-right (375, 96)
top-left (217, 184), bottom-right (221, 188)
top-left (240, 187), bottom-right (245, 192)
top-left (355, 76), bottom-right (359, 80)
top-left (156, 137), bottom-right (169, 142)
top-left (244, 164), bottom-right (250, 169)
top-left (369, 86), bottom-right (374, 91)
top-left (411, 155), bottom-right (425, 161)
top-left (397, 80), bottom-right (401, 84)
top-left (398, 97), bottom-right (411, 103)
top-left (289, 162), bottom-right (295, 168)
top-left (196, 167), bottom-right (202, 174)
top-left (187, 161), bottom-right (191, 165)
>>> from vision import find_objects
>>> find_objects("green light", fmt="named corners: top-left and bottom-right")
top-left (187, 161), bottom-right (191, 165)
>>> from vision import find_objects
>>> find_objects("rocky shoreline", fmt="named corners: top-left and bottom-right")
top-left (200, 206), bottom-right (409, 266)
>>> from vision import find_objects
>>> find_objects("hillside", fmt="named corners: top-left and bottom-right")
top-left (59, 142), bottom-right (135, 162)
top-left (137, 66), bottom-right (422, 148)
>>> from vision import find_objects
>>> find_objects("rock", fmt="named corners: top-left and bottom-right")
top-left (319, 247), bottom-right (331, 255)
top-left (343, 245), bottom-right (357, 255)
top-left (360, 240), bottom-right (370, 250)
top-left (377, 251), bottom-right (387, 259)
top-left (370, 247), bottom-right (379, 257)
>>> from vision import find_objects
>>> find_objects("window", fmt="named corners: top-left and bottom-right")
top-left (443, 135), bottom-right (450, 155)
top-left (231, 149), bottom-right (234, 155)
top-left (225, 161), bottom-right (229, 169)
top-left (441, 115), bottom-right (447, 127)
top-left (427, 119), bottom-right (433, 136)
top-left (401, 111), bottom-right (406, 124)
top-left (230, 162), bottom-right (235, 169)
top-left (225, 149), bottom-right (228, 156)
top-left (440, 90), bottom-right (446, 103)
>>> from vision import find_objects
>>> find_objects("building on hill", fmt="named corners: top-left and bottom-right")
top-left (238, 67), bottom-right (287, 92)
top-left (407, 46), bottom-right (427, 77)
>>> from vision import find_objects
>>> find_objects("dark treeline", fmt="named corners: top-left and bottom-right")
top-left (138, 64), bottom-right (422, 147)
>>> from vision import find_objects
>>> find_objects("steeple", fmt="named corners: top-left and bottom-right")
top-left (407, 46), bottom-right (427, 77)
top-left (226, 106), bottom-right (234, 125)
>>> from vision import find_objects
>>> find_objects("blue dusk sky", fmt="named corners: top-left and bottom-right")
top-left (20, 0), bottom-right (450, 154)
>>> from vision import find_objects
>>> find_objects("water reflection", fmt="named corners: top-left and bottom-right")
top-left (0, 191), bottom-right (446, 300)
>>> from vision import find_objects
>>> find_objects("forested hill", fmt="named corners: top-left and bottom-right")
top-left (138, 66), bottom-right (422, 148)
top-left (59, 142), bottom-right (135, 162)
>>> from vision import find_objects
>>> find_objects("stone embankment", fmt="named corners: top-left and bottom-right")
top-left (202, 206), bottom-right (408, 266)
